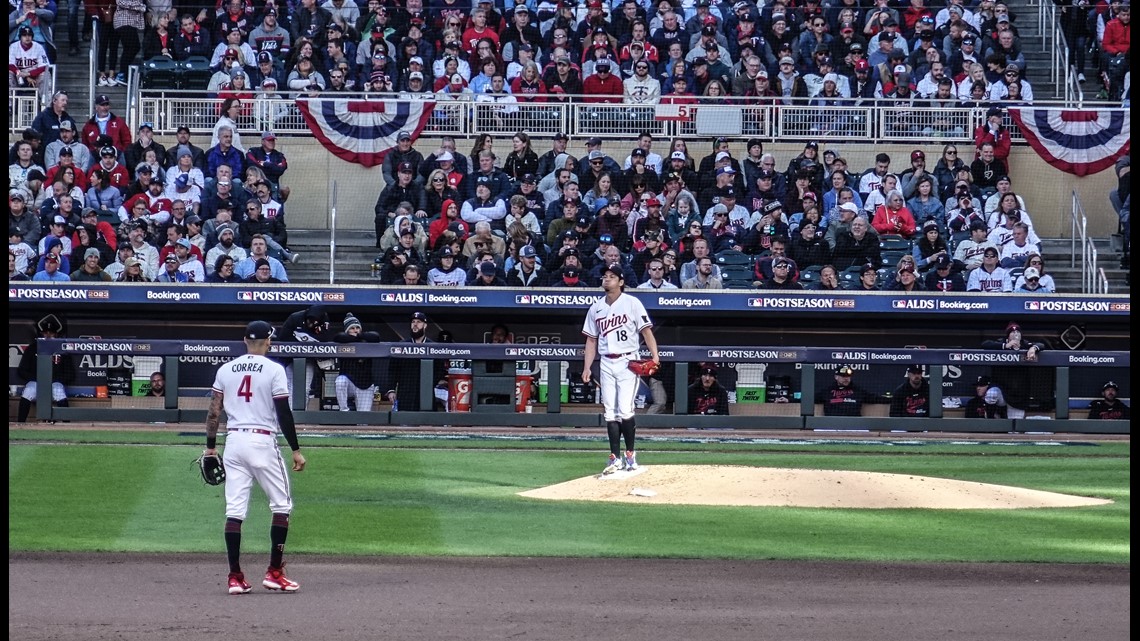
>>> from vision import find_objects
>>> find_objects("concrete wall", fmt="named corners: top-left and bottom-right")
top-left (144, 136), bottom-right (1123, 238)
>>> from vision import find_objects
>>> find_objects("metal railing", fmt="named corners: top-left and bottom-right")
top-left (1042, 0), bottom-right (1086, 105)
top-left (1069, 190), bottom-right (1109, 294)
top-left (88, 20), bottom-right (98, 116)
top-left (133, 91), bottom-right (1122, 142)
top-left (9, 88), bottom-right (39, 133)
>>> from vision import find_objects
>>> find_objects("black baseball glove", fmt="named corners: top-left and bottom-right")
top-left (196, 453), bottom-right (226, 486)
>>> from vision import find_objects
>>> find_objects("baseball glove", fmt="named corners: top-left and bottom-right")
top-left (196, 453), bottom-right (226, 486)
top-left (627, 359), bottom-right (660, 377)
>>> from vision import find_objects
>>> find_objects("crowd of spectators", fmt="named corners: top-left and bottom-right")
top-left (9, 87), bottom-right (297, 282)
top-left (13, 0), bottom-right (1105, 119)
top-left (363, 127), bottom-right (1055, 291)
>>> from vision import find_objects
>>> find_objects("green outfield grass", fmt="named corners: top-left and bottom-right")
top-left (7, 431), bottom-right (1130, 564)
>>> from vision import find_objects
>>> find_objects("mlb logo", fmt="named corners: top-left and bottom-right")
top-left (63, 343), bottom-right (74, 350)
top-left (949, 353), bottom-right (963, 361)
top-left (708, 350), bottom-right (720, 358)
top-left (391, 347), bottom-right (403, 355)
top-left (746, 298), bottom-right (762, 307)
top-left (892, 300), bottom-right (908, 309)
top-left (515, 295), bottom-right (531, 304)
top-left (8, 288), bottom-right (16, 297)
top-left (831, 351), bottom-right (845, 360)
top-left (1024, 301), bottom-right (1040, 310)
top-left (238, 291), bottom-right (253, 301)
top-left (506, 348), bottom-right (518, 356)
top-left (381, 293), bottom-right (397, 302)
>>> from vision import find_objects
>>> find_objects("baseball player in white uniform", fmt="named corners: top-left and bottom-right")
top-left (582, 263), bottom-right (660, 474)
top-left (204, 320), bottom-right (307, 595)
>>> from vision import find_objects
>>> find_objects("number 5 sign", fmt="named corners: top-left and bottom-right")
top-left (655, 104), bottom-right (694, 122)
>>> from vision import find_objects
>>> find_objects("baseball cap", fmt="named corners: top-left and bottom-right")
top-left (411, 311), bottom-right (429, 321)
top-left (261, 131), bottom-right (276, 140)
top-left (52, 215), bottom-right (68, 225)
top-left (398, 161), bottom-right (413, 173)
top-left (774, 258), bottom-right (790, 268)
top-left (599, 233), bottom-right (614, 244)
top-left (257, 51), bottom-right (273, 64)
top-left (631, 148), bottom-right (647, 158)
top-left (962, 35), bottom-right (976, 46)
top-left (906, 364), bottom-right (923, 374)
top-left (1103, 381), bottom-right (1119, 391)
top-left (9, 189), bottom-right (26, 201)
top-left (245, 320), bottom-right (275, 340)
top-left (802, 191), bottom-right (817, 201)
top-left (646, 196), bottom-right (662, 206)
top-left (893, 64), bottom-right (908, 75)
top-left (58, 146), bottom-right (73, 156)
top-left (898, 263), bottom-right (916, 275)
top-left (860, 263), bottom-right (877, 275)
top-left (835, 366), bottom-right (854, 376)
top-left (18, 24), bottom-right (33, 37)
top-left (175, 173), bottom-right (190, 188)
top-left (595, 58), bottom-right (612, 69)
top-left (670, 151), bottom-right (687, 161)
top-left (716, 166), bottom-right (736, 176)
top-left (95, 94), bottom-right (110, 105)
top-left (837, 202), bottom-right (859, 215)
top-left (700, 365), bottom-right (718, 376)
top-left (855, 59), bottom-right (870, 71)
top-left (175, 238), bottom-right (192, 249)
top-left (1023, 267), bottom-right (1040, 280)
top-left (561, 266), bottom-right (580, 278)
top-left (84, 247), bottom-right (102, 260)
top-left (164, 253), bottom-right (179, 263)
top-left (983, 246), bottom-right (999, 257)
top-left (562, 229), bottom-right (580, 240)
top-left (922, 219), bottom-right (939, 232)
top-left (576, 215), bottom-right (591, 227)
top-left (911, 150), bottom-right (925, 161)
top-left (100, 146), bottom-right (116, 157)
top-left (588, 150), bottom-right (604, 161)
top-left (1004, 64), bottom-right (1020, 74)
top-left (603, 262), bottom-right (625, 278)
top-left (840, 22), bottom-right (855, 33)
top-left (779, 56), bottom-right (795, 66)
top-left (409, 71), bottom-right (424, 81)
top-left (44, 254), bottom-right (60, 263)
top-left (397, 130), bottom-right (412, 141)
top-left (880, 30), bottom-right (896, 41)
top-left (400, 228), bottom-right (415, 237)
top-left (935, 254), bottom-right (952, 269)
top-left (522, 173), bottom-right (537, 184)
top-left (997, 175), bottom-right (1011, 184)
top-left (1006, 321), bottom-right (1021, 334)
top-left (975, 376), bottom-right (992, 386)
top-left (586, 137), bottom-right (603, 147)
top-left (553, 132), bottom-right (570, 141)
top-left (123, 257), bottom-right (141, 269)
top-left (520, 245), bottom-right (537, 258)
top-left (763, 200), bottom-right (784, 214)
top-left (478, 261), bottom-right (497, 277)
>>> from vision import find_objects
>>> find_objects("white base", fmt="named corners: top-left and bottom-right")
top-left (597, 466), bottom-right (648, 480)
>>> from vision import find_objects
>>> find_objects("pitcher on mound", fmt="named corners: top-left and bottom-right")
top-left (582, 263), bottom-right (660, 474)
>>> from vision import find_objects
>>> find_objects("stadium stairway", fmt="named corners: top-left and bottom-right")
top-left (1004, 0), bottom-right (1057, 101)
top-left (52, 15), bottom-right (129, 122)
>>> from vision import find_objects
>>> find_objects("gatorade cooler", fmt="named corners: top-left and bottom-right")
top-left (448, 368), bottom-right (473, 412)
top-left (514, 373), bottom-right (533, 412)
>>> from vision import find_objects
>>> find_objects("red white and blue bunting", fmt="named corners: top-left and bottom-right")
top-left (295, 98), bottom-right (435, 168)
top-left (1009, 108), bottom-right (1130, 177)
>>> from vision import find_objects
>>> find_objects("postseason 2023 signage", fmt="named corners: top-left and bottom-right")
top-left (7, 284), bottom-right (1131, 317)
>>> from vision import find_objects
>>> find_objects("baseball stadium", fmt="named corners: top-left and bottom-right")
top-left (9, 0), bottom-right (1131, 637)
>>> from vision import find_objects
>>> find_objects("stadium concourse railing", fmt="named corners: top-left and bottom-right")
top-left (132, 91), bottom-right (1125, 144)
top-left (33, 339), bottom-right (1129, 434)
top-left (9, 87), bottom-right (40, 132)
top-left (1069, 190), bottom-right (1110, 294)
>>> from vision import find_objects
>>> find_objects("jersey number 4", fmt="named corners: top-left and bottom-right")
top-left (237, 375), bottom-right (254, 402)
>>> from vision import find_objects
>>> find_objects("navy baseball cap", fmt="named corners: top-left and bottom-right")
top-left (411, 311), bottom-right (428, 321)
top-left (245, 320), bottom-right (275, 340)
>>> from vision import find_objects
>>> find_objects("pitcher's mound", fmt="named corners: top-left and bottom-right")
top-left (519, 465), bottom-right (1113, 509)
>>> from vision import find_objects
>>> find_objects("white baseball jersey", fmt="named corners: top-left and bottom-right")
top-left (211, 354), bottom-right (289, 431)
top-left (582, 292), bottom-right (652, 355)
top-left (8, 41), bottom-right (49, 76)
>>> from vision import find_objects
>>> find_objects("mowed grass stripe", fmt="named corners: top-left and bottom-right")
top-left (8, 446), bottom-right (163, 550)
top-left (9, 444), bottom-right (1130, 563)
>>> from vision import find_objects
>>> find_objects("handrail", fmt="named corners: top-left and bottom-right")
top-left (131, 90), bottom-right (1131, 142)
top-left (88, 17), bottom-right (98, 116)
top-left (8, 88), bottom-right (39, 133)
top-left (1069, 190), bottom-right (1107, 293)
top-left (126, 65), bottom-right (140, 132)
top-left (1044, 0), bottom-right (1085, 106)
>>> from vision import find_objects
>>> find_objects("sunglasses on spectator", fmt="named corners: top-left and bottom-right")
top-left (432, 177), bottom-right (444, 182)
top-left (648, 266), bottom-right (663, 271)
top-left (945, 150), bottom-right (958, 155)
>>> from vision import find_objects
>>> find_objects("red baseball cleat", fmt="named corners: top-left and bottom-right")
top-left (227, 572), bottom-right (251, 595)
top-left (263, 564), bottom-right (300, 592)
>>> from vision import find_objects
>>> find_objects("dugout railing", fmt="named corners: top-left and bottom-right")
top-left (31, 339), bottom-right (1129, 434)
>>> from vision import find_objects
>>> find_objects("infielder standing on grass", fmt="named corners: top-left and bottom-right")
top-left (582, 263), bottom-right (660, 475)
top-left (204, 320), bottom-right (307, 595)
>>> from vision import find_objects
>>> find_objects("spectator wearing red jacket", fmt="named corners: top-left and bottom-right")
top-left (871, 191), bottom-right (917, 239)
top-left (1101, 6), bottom-right (1130, 56)
top-left (973, 106), bottom-right (1012, 165)
top-left (80, 95), bottom-right (132, 155)
top-left (582, 58), bottom-right (624, 103)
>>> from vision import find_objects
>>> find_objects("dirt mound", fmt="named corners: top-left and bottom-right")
top-left (518, 465), bottom-right (1113, 509)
